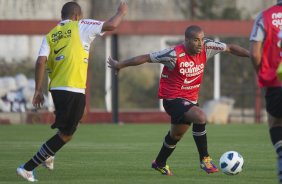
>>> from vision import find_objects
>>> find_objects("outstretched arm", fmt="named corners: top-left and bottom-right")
top-left (108, 47), bottom-right (177, 73)
top-left (225, 44), bottom-right (250, 57)
top-left (107, 54), bottom-right (151, 70)
top-left (102, 1), bottom-right (128, 32)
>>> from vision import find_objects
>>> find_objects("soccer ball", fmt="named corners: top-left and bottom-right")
top-left (219, 151), bottom-right (244, 175)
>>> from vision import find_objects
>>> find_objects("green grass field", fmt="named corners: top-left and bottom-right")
top-left (0, 123), bottom-right (278, 184)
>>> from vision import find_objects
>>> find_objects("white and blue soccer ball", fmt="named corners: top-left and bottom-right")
top-left (219, 151), bottom-right (244, 175)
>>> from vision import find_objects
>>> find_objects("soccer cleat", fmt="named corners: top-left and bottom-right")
top-left (42, 156), bottom-right (55, 170)
top-left (200, 156), bottom-right (219, 174)
top-left (151, 160), bottom-right (173, 176)
top-left (16, 165), bottom-right (38, 182)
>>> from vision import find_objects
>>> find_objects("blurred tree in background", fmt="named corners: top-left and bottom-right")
top-left (0, 0), bottom-right (254, 111)
top-left (0, 59), bottom-right (34, 78)
top-left (200, 37), bottom-right (255, 109)
top-left (176, 0), bottom-right (243, 20)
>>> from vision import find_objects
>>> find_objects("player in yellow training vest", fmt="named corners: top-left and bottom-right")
top-left (46, 21), bottom-right (89, 89)
top-left (16, 1), bottom-right (128, 182)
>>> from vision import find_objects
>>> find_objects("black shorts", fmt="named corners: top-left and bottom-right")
top-left (50, 90), bottom-right (86, 135)
top-left (163, 98), bottom-right (197, 124)
top-left (265, 87), bottom-right (282, 118)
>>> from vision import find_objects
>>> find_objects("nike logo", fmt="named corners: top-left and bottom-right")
top-left (54, 46), bottom-right (66, 54)
top-left (184, 75), bottom-right (201, 84)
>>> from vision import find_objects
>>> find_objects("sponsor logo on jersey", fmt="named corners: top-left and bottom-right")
top-left (179, 61), bottom-right (204, 76)
top-left (54, 45), bottom-right (66, 54)
top-left (55, 55), bottom-right (64, 61)
top-left (81, 20), bottom-right (102, 25)
top-left (51, 30), bottom-right (71, 42)
top-left (272, 12), bottom-right (282, 28)
top-left (184, 75), bottom-right (201, 84)
top-left (179, 53), bottom-right (185, 57)
top-left (205, 46), bottom-right (224, 50)
top-left (181, 84), bottom-right (200, 90)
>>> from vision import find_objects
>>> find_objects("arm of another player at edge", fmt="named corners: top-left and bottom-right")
top-left (249, 41), bottom-right (263, 72)
top-left (101, 1), bottom-right (128, 32)
top-left (225, 44), bottom-right (250, 57)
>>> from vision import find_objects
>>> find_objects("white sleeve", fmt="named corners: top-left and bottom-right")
top-left (204, 39), bottom-right (227, 60)
top-left (38, 37), bottom-right (50, 57)
top-left (149, 47), bottom-right (177, 70)
top-left (79, 19), bottom-right (105, 45)
top-left (249, 12), bottom-right (265, 42)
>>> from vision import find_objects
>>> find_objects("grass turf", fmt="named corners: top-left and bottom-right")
top-left (0, 123), bottom-right (277, 184)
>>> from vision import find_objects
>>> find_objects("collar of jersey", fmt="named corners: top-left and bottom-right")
top-left (59, 19), bottom-right (72, 25)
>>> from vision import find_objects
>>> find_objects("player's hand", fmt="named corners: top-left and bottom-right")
top-left (107, 56), bottom-right (120, 75)
top-left (117, 1), bottom-right (128, 16)
top-left (32, 90), bottom-right (44, 109)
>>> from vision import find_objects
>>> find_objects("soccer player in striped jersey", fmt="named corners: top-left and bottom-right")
top-left (108, 25), bottom-right (249, 176)
top-left (250, 1), bottom-right (282, 183)
top-left (16, 1), bottom-right (128, 182)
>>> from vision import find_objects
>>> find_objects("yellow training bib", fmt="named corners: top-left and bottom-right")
top-left (46, 21), bottom-right (89, 89)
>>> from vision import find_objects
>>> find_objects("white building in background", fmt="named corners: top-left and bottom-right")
top-left (235, 0), bottom-right (276, 18)
top-left (0, 0), bottom-right (272, 121)
top-left (0, 0), bottom-right (276, 64)
top-left (0, 0), bottom-right (92, 63)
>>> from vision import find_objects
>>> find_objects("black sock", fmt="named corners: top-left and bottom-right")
top-left (192, 124), bottom-right (208, 161)
top-left (270, 127), bottom-right (282, 153)
top-left (155, 132), bottom-right (178, 167)
top-left (24, 134), bottom-right (66, 171)
top-left (269, 127), bottom-right (282, 183)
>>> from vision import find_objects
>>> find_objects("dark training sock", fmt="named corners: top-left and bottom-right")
top-left (270, 127), bottom-right (282, 184)
top-left (270, 127), bottom-right (282, 153)
top-left (24, 134), bottom-right (66, 171)
top-left (155, 132), bottom-right (179, 167)
top-left (192, 124), bottom-right (208, 161)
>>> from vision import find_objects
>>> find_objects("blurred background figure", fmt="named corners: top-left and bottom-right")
top-left (249, 0), bottom-right (282, 183)
top-left (0, 0), bottom-right (274, 124)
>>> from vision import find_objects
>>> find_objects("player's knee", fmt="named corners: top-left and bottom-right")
top-left (62, 135), bottom-right (72, 143)
top-left (270, 123), bottom-right (282, 128)
top-left (268, 118), bottom-right (282, 128)
top-left (164, 132), bottom-right (180, 148)
top-left (190, 107), bottom-right (207, 124)
top-left (170, 132), bottom-right (184, 141)
top-left (58, 133), bottom-right (73, 143)
top-left (171, 135), bottom-right (182, 141)
top-left (196, 111), bottom-right (207, 124)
